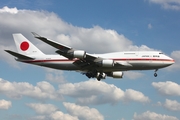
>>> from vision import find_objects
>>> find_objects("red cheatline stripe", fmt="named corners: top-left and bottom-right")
top-left (113, 58), bottom-right (174, 62)
top-left (23, 59), bottom-right (74, 63)
top-left (22, 58), bottom-right (174, 63)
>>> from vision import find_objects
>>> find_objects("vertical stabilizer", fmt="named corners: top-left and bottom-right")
top-left (13, 34), bottom-right (44, 56)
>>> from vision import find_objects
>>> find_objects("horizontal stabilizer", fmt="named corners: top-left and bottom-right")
top-left (5, 50), bottom-right (34, 60)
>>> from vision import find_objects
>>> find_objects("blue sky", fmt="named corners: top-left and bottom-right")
top-left (0, 0), bottom-right (180, 120)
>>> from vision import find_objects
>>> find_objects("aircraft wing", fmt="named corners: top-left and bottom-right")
top-left (32, 32), bottom-right (71, 51)
top-left (32, 32), bottom-right (101, 61)
top-left (32, 32), bottom-right (131, 68)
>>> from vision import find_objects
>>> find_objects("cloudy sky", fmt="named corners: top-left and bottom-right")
top-left (0, 0), bottom-right (180, 120)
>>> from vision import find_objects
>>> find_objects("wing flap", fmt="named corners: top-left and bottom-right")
top-left (5, 50), bottom-right (34, 60)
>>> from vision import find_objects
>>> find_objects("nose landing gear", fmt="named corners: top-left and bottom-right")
top-left (154, 73), bottom-right (157, 77)
top-left (154, 69), bottom-right (158, 77)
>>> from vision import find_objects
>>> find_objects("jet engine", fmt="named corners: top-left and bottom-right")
top-left (73, 50), bottom-right (86, 59)
top-left (111, 71), bottom-right (123, 78)
top-left (66, 50), bottom-right (86, 59)
top-left (97, 59), bottom-right (114, 67)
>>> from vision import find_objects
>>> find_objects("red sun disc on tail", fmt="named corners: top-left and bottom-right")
top-left (20, 41), bottom-right (29, 51)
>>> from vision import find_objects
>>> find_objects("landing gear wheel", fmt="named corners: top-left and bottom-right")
top-left (154, 73), bottom-right (157, 77)
top-left (97, 74), bottom-right (102, 81)
top-left (96, 72), bottom-right (106, 81)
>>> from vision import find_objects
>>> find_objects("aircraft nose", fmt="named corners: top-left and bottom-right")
top-left (171, 59), bottom-right (175, 64)
top-left (167, 57), bottom-right (175, 65)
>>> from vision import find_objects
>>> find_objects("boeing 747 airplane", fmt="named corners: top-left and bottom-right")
top-left (5, 32), bottom-right (175, 81)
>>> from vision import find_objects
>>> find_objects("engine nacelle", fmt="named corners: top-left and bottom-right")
top-left (73, 50), bottom-right (86, 59)
top-left (98, 59), bottom-right (114, 67)
top-left (111, 71), bottom-right (123, 78)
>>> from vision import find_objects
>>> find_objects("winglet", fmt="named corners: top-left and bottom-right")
top-left (31, 32), bottom-right (41, 38)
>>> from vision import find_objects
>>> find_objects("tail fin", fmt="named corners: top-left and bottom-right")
top-left (13, 33), bottom-right (44, 56)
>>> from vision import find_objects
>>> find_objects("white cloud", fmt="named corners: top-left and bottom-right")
top-left (149, 0), bottom-right (180, 10)
top-left (63, 102), bottom-right (104, 120)
top-left (0, 6), bottom-right (155, 67)
top-left (58, 79), bottom-right (124, 105)
top-left (124, 89), bottom-right (150, 103)
top-left (58, 79), bottom-right (150, 105)
top-left (50, 111), bottom-right (79, 120)
top-left (27, 103), bottom-right (79, 120)
top-left (27, 103), bottom-right (58, 114)
top-left (0, 77), bottom-right (149, 106)
top-left (0, 6), bottom-right (18, 14)
top-left (164, 99), bottom-right (180, 111)
top-left (133, 111), bottom-right (178, 120)
top-left (148, 23), bottom-right (153, 29)
top-left (152, 81), bottom-right (180, 96)
top-left (0, 99), bottom-right (12, 109)
top-left (0, 78), bottom-right (62, 100)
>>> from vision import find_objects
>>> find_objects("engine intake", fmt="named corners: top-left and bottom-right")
top-left (73, 50), bottom-right (86, 59)
top-left (67, 50), bottom-right (86, 59)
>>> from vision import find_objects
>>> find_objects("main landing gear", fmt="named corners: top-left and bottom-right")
top-left (154, 69), bottom-right (158, 77)
top-left (85, 70), bottom-right (106, 81)
top-left (96, 72), bottom-right (106, 81)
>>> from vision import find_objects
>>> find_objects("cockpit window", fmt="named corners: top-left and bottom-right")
top-left (159, 52), bottom-right (163, 54)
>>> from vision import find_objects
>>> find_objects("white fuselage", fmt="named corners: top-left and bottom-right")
top-left (6, 33), bottom-right (174, 80)
top-left (19, 51), bottom-right (174, 72)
